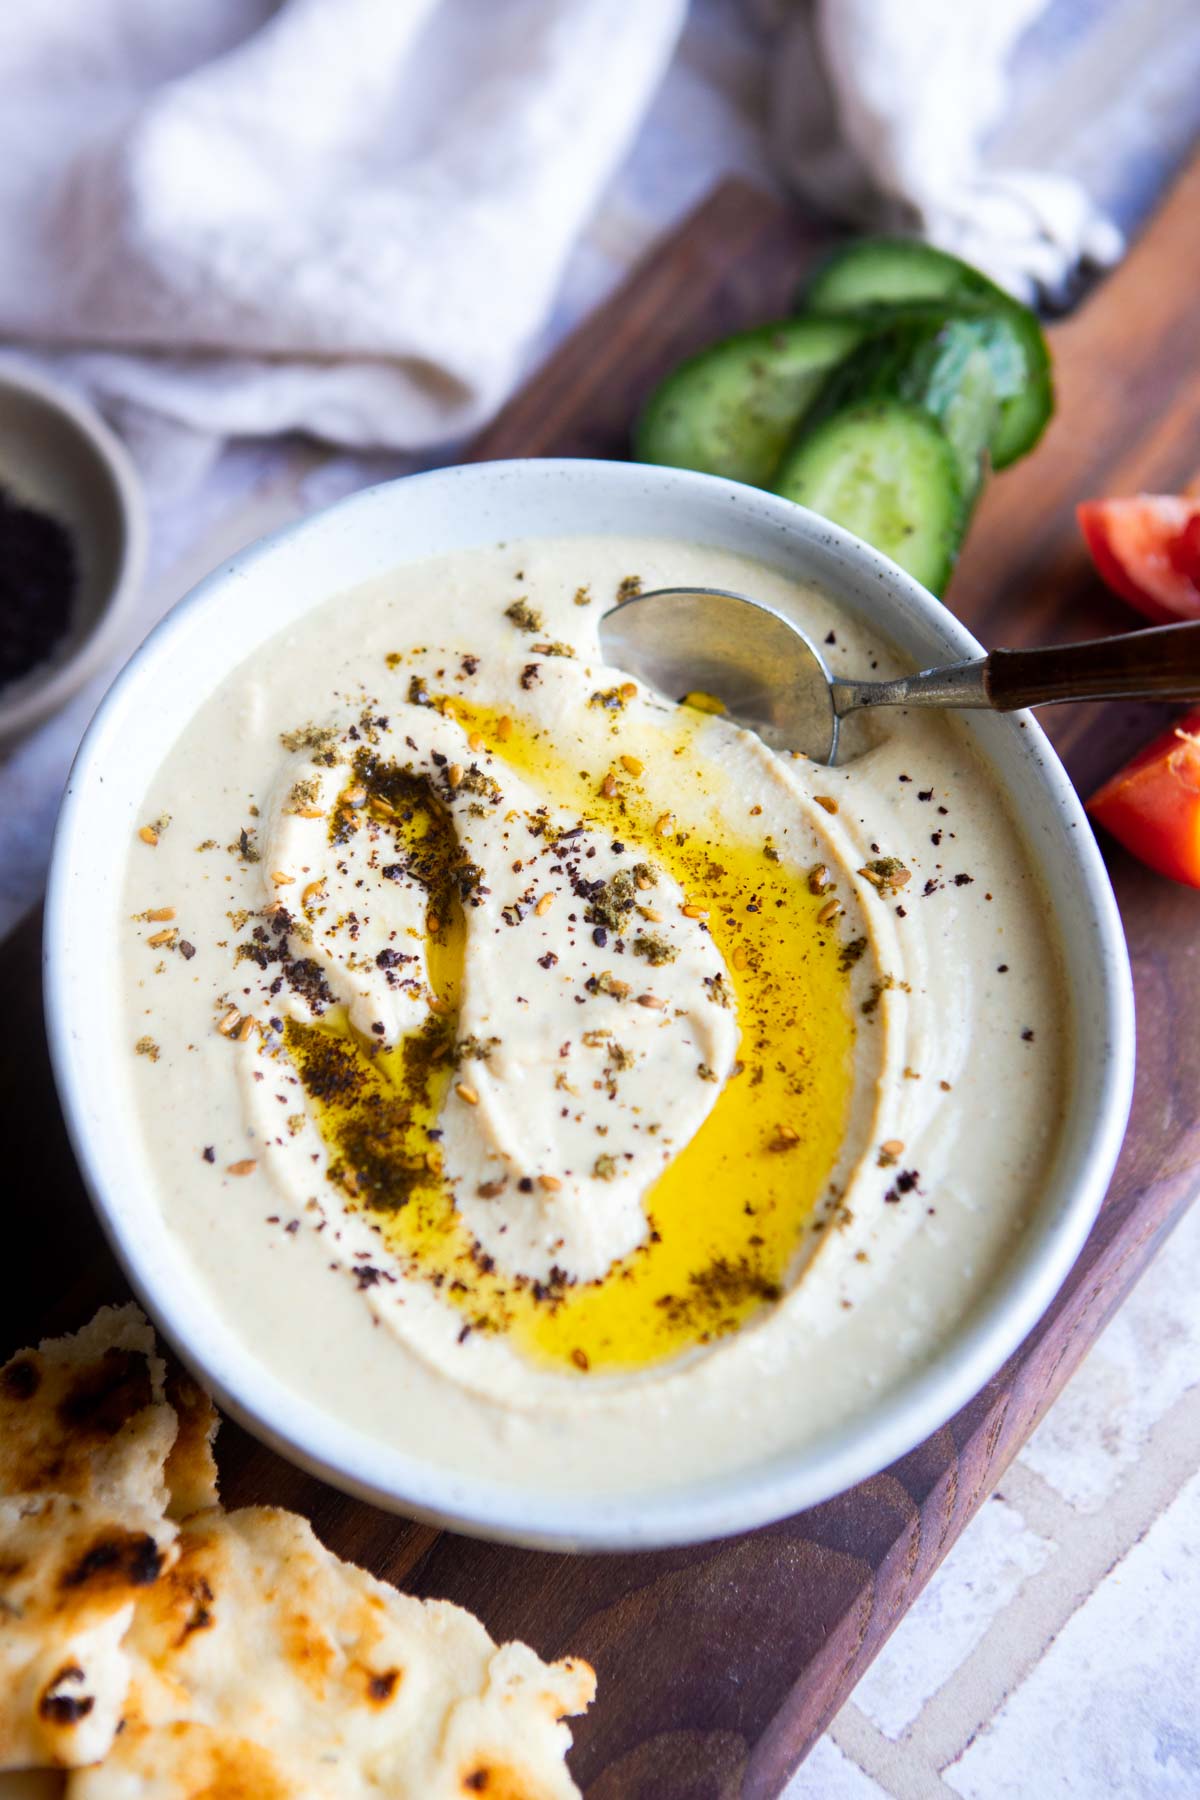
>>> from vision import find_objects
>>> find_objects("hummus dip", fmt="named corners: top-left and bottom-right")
top-left (120, 536), bottom-right (1067, 1496)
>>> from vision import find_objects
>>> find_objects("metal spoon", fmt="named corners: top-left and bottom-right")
top-left (599, 586), bottom-right (1200, 765)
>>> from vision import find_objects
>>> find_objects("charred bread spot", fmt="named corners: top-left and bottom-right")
top-left (178, 1572), bottom-right (215, 1642)
top-left (1, 1355), bottom-right (40, 1400)
top-left (57, 1348), bottom-right (154, 1437)
top-left (61, 1530), bottom-right (164, 1591)
top-left (39, 1663), bottom-right (95, 1726)
top-left (367, 1666), bottom-right (401, 1703)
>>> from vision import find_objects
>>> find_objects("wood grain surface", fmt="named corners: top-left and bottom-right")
top-left (4, 152), bottom-right (1200, 1797)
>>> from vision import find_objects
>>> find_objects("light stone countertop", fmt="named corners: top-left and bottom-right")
top-left (2, 3), bottom-right (1198, 1792)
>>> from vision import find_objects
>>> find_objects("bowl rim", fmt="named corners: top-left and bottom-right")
top-left (44, 457), bottom-right (1135, 1551)
top-left (0, 360), bottom-right (147, 741)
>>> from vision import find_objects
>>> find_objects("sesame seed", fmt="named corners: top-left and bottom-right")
top-left (344, 785), bottom-right (367, 805)
top-left (456, 1082), bottom-right (480, 1105)
top-left (619, 682), bottom-right (637, 699)
top-left (881, 1138), bottom-right (905, 1156)
top-left (296, 807), bottom-right (325, 819)
top-left (138, 825), bottom-right (159, 846)
top-left (270, 871), bottom-right (294, 886)
top-left (227, 1159), bottom-right (257, 1177)
top-left (302, 879), bottom-right (326, 908)
top-left (817, 898), bottom-right (843, 925)
top-left (468, 732), bottom-right (486, 752)
top-left (217, 1007), bottom-right (242, 1036)
top-left (145, 906), bottom-right (175, 921)
top-left (600, 772), bottom-right (618, 798)
top-left (538, 1174), bottom-right (562, 1192)
top-left (814, 796), bottom-right (839, 815)
top-left (535, 892), bottom-right (554, 916)
top-left (448, 763), bottom-right (463, 788)
top-left (235, 1015), bottom-right (258, 1042)
top-left (655, 812), bottom-right (675, 835)
top-left (732, 945), bottom-right (749, 970)
top-left (637, 993), bottom-right (666, 1009)
top-left (146, 928), bottom-right (177, 948)
top-left (496, 715), bottom-right (513, 741)
top-left (620, 754), bottom-right (644, 776)
top-left (681, 903), bottom-right (708, 919)
top-left (639, 905), bottom-right (662, 922)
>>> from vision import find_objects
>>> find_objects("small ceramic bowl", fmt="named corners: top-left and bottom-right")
top-left (0, 362), bottom-right (146, 743)
top-left (44, 460), bottom-right (1134, 1550)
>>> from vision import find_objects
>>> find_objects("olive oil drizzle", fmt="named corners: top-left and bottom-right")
top-left (286, 695), bottom-right (858, 1373)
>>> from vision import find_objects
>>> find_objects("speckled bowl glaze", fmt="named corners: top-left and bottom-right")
top-left (44, 460), bottom-right (1134, 1550)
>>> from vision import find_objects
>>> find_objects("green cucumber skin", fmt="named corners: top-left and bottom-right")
top-left (633, 317), bottom-right (864, 488)
top-left (798, 239), bottom-right (1053, 468)
top-left (800, 312), bottom-right (1006, 502)
top-left (772, 400), bottom-right (968, 596)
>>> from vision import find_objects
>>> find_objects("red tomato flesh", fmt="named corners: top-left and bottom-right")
top-left (1088, 708), bottom-right (1200, 886)
top-left (1078, 495), bottom-right (1200, 625)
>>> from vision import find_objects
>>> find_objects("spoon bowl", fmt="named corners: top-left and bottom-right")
top-left (601, 583), bottom-right (1200, 764)
top-left (598, 585), bottom-right (841, 760)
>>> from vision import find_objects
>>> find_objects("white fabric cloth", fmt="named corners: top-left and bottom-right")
top-left (0, 0), bottom-right (1136, 944)
top-left (765, 0), bottom-right (1124, 303)
top-left (0, 0), bottom-right (685, 455)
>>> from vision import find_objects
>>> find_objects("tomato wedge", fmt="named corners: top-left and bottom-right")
top-left (1088, 708), bottom-right (1200, 885)
top-left (1078, 495), bottom-right (1200, 625)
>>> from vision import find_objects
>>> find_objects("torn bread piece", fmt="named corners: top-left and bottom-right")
top-left (160, 1371), bottom-right (219, 1525)
top-left (68, 1507), bottom-right (595, 1800)
top-left (0, 1306), bottom-right (175, 1529)
top-left (0, 1309), bottom-right (218, 1772)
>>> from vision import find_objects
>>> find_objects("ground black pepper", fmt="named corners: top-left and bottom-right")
top-left (0, 486), bottom-right (78, 688)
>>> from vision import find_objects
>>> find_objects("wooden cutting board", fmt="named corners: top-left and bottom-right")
top-left (5, 151), bottom-right (1200, 1796)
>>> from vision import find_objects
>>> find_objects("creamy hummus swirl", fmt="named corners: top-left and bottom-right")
top-left (260, 696), bottom-right (739, 1283)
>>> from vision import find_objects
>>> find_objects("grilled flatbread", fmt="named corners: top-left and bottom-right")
top-left (0, 1306), bottom-right (174, 1528)
top-left (0, 1309), bottom-right (217, 1772)
top-left (2, 1309), bottom-right (592, 1793)
top-left (67, 1506), bottom-right (594, 1799)
top-left (159, 1372), bottom-right (218, 1525)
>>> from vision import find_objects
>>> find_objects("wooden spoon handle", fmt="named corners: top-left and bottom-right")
top-left (985, 621), bottom-right (1200, 710)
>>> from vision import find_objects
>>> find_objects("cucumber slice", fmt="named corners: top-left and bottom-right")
top-left (804, 238), bottom-right (996, 310)
top-left (772, 400), bottom-right (967, 595)
top-left (634, 317), bottom-right (864, 487)
top-left (799, 239), bottom-right (1052, 469)
top-left (807, 311), bottom-right (1004, 502)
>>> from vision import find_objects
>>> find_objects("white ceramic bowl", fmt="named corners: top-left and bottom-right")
top-left (0, 361), bottom-right (146, 743)
top-left (45, 459), bottom-right (1134, 1550)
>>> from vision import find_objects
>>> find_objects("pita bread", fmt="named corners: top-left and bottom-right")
top-left (67, 1507), bottom-right (594, 1799)
top-left (159, 1373), bottom-right (219, 1525)
top-left (2, 1309), bottom-right (592, 1794)
top-left (0, 1310), bottom-right (219, 1773)
top-left (0, 1307), bottom-right (174, 1531)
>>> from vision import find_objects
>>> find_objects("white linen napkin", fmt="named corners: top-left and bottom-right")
top-left (0, 0), bottom-right (684, 456)
top-left (762, 0), bottom-right (1123, 303)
